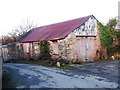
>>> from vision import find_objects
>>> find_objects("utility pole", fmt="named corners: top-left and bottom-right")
top-left (116, 1), bottom-right (120, 60)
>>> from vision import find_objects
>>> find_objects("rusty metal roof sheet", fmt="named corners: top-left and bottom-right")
top-left (20, 15), bottom-right (92, 43)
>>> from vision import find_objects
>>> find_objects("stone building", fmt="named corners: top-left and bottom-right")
top-left (19, 15), bottom-right (101, 62)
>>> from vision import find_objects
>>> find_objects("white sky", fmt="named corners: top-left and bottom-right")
top-left (0, 0), bottom-right (119, 36)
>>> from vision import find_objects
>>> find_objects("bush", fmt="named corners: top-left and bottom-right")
top-left (107, 45), bottom-right (120, 59)
top-left (39, 40), bottom-right (51, 60)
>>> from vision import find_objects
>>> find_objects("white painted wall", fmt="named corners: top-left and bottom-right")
top-left (73, 16), bottom-right (97, 36)
top-left (23, 43), bottom-right (30, 53)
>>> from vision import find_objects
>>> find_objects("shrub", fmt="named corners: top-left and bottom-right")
top-left (39, 40), bottom-right (51, 60)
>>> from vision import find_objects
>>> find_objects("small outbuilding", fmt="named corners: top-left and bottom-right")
top-left (20, 15), bottom-right (101, 62)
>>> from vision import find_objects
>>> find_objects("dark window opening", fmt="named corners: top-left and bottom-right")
top-left (51, 40), bottom-right (57, 43)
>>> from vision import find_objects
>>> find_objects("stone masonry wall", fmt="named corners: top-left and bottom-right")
top-left (49, 32), bottom-right (77, 62)
top-left (32, 42), bottom-right (40, 59)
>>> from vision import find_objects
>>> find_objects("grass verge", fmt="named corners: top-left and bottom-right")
top-left (13, 59), bottom-right (78, 70)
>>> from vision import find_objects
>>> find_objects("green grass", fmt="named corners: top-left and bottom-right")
top-left (15, 59), bottom-right (78, 70)
top-left (60, 64), bottom-right (77, 70)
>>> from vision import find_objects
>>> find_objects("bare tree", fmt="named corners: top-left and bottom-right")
top-left (1, 20), bottom-right (37, 45)
top-left (7, 20), bottom-right (37, 43)
top-left (15, 20), bottom-right (37, 36)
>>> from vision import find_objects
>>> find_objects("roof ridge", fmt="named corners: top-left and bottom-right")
top-left (35, 15), bottom-right (92, 29)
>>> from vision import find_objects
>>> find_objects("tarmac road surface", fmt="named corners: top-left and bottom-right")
top-left (3, 60), bottom-right (120, 88)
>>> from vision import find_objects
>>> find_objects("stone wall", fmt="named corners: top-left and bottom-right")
top-left (20, 42), bottom-right (40, 60)
top-left (95, 22), bottom-right (101, 59)
top-left (32, 42), bottom-right (40, 59)
top-left (49, 32), bottom-right (77, 62)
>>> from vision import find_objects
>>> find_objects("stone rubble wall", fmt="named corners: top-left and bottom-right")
top-left (19, 42), bottom-right (40, 60)
top-left (95, 22), bottom-right (101, 59)
top-left (32, 42), bottom-right (40, 59)
top-left (49, 32), bottom-right (77, 62)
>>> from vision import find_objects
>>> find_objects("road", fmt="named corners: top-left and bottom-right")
top-left (3, 60), bottom-right (119, 88)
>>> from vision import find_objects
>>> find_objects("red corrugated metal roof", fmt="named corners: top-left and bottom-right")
top-left (20, 15), bottom-right (92, 43)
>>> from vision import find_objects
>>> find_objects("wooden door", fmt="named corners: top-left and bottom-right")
top-left (77, 37), bottom-right (95, 62)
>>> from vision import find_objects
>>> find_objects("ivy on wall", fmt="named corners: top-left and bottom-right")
top-left (98, 18), bottom-right (120, 57)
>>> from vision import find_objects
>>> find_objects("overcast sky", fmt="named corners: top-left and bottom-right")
top-left (0, 0), bottom-right (119, 36)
